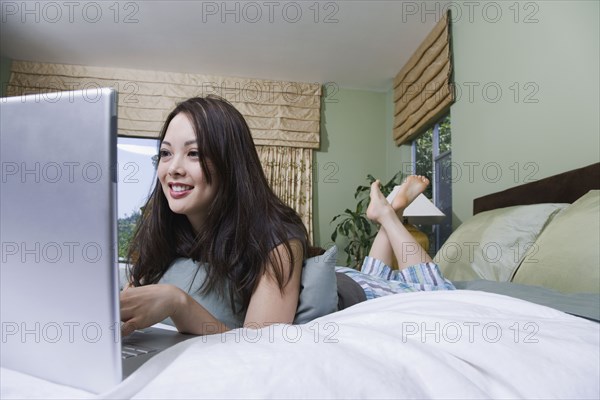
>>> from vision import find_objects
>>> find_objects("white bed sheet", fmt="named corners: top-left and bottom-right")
top-left (2, 290), bottom-right (599, 399)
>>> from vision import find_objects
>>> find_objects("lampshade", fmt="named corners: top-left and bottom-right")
top-left (386, 188), bottom-right (445, 225)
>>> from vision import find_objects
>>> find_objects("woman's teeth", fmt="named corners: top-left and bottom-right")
top-left (172, 185), bottom-right (192, 192)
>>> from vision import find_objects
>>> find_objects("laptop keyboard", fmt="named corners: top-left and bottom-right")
top-left (121, 344), bottom-right (158, 359)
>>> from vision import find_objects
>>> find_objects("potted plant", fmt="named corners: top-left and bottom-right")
top-left (330, 171), bottom-right (403, 269)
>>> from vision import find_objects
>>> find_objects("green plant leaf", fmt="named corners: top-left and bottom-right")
top-left (355, 185), bottom-right (369, 198)
top-left (357, 197), bottom-right (369, 212)
top-left (363, 220), bottom-right (372, 235)
top-left (341, 220), bottom-right (351, 235)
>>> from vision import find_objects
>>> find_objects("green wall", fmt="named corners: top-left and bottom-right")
top-left (313, 87), bottom-right (388, 256)
top-left (450, 0), bottom-right (599, 225)
top-left (0, 56), bottom-right (11, 96)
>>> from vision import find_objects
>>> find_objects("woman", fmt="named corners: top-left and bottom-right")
top-left (120, 96), bottom-right (308, 336)
top-left (120, 95), bottom-right (453, 337)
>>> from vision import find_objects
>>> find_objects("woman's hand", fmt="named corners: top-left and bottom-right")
top-left (119, 284), bottom-right (184, 336)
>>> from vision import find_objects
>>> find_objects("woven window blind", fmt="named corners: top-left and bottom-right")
top-left (393, 11), bottom-right (454, 146)
top-left (6, 60), bottom-right (321, 149)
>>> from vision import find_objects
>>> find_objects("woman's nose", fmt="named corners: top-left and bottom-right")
top-left (168, 156), bottom-right (186, 176)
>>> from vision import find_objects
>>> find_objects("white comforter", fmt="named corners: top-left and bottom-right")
top-left (2, 290), bottom-right (599, 399)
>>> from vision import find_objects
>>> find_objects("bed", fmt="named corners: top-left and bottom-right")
top-left (2, 163), bottom-right (599, 399)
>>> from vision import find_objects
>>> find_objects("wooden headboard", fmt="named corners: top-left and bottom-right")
top-left (473, 162), bottom-right (600, 214)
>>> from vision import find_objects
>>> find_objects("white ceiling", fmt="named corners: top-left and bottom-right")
top-left (0, 1), bottom-right (445, 91)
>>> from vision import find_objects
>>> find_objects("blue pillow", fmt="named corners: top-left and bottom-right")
top-left (294, 245), bottom-right (339, 324)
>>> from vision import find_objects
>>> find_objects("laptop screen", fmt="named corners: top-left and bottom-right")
top-left (0, 88), bottom-right (122, 392)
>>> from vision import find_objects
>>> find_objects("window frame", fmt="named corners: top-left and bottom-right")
top-left (411, 114), bottom-right (452, 254)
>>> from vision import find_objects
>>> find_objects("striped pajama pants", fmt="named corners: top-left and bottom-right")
top-left (336, 256), bottom-right (456, 300)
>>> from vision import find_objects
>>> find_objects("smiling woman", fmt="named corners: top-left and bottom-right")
top-left (122, 95), bottom-right (309, 336)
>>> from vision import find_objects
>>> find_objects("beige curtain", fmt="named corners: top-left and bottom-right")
top-left (256, 146), bottom-right (313, 238)
top-left (6, 61), bottom-right (317, 240)
top-left (393, 10), bottom-right (454, 145)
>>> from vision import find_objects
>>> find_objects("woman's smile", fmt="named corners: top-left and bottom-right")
top-left (168, 183), bottom-right (194, 198)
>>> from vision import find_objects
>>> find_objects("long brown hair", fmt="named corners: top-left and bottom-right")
top-left (128, 96), bottom-right (308, 314)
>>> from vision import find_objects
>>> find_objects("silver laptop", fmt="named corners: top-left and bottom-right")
top-left (0, 88), bottom-right (193, 393)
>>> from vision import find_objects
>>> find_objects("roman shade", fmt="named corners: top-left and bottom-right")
top-left (393, 10), bottom-right (454, 145)
top-left (6, 60), bottom-right (321, 149)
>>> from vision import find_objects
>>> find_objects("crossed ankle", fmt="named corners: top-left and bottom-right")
top-left (373, 205), bottom-right (400, 225)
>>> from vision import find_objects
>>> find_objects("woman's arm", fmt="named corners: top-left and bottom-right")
top-left (120, 239), bottom-right (304, 336)
top-left (120, 284), bottom-right (229, 336)
top-left (243, 239), bottom-right (304, 328)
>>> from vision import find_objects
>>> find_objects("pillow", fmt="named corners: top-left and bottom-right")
top-left (335, 271), bottom-right (367, 310)
top-left (435, 203), bottom-right (568, 282)
top-left (294, 245), bottom-right (339, 324)
top-left (512, 191), bottom-right (600, 293)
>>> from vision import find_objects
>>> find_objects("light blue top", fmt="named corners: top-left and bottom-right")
top-left (158, 258), bottom-right (245, 329)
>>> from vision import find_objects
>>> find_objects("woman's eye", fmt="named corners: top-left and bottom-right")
top-left (159, 149), bottom-right (171, 158)
top-left (188, 150), bottom-right (199, 158)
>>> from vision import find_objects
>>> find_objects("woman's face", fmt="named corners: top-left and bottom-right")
top-left (157, 113), bottom-right (218, 231)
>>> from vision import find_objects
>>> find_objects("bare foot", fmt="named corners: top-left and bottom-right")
top-left (366, 180), bottom-right (395, 224)
top-left (390, 175), bottom-right (430, 216)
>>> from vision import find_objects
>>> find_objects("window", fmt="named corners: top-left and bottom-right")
top-left (412, 114), bottom-right (452, 255)
top-left (117, 137), bottom-right (159, 261)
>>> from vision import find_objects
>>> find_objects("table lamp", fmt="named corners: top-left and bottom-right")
top-left (386, 189), bottom-right (445, 253)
